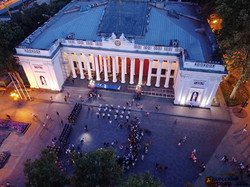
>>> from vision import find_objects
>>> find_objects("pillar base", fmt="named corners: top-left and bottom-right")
top-left (113, 80), bottom-right (117, 83)
top-left (129, 82), bottom-right (134, 85)
top-left (164, 84), bottom-right (169, 88)
top-left (96, 78), bottom-right (101, 81)
top-left (146, 83), bottom-right (151, 87)
top-left (72, 75), bottom-right (77, 78)
top-left (80, 76), bottom-right (85, 80)
top-left (104, 79), bottom-right (109, 82)
top-left (121, 81), bottom-right (126, 84)
top-left (155, 84), bottom-right (160, 88)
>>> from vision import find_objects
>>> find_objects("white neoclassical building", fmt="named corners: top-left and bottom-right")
top-left (15, 0), bottom-right (226, 108)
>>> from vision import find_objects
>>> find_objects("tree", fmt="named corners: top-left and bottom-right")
top-left (71, 149), bottom-right (123, 187)
top-left (0, 21), bottom-right (24, 74)
top-left (23, 149), bottom-right (67, 187)
top-left (215, 0), bottom-right (250, 99)
top-left (120, 172), bottom-right (163, 187)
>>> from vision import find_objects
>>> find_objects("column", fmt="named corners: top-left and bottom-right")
top-left (68, 53), bottom-right (77, 78)
top-left (116, 56), bottom-right (119, 73)
top-left (111, 56), bottom-right (117, 82)
top-left (85, 54), bottom-right (92, 80)
top-left (99, 55), bottom-right (103, 72)
top-left (125, 57), bottom-right (127, 74)
top-left (129, 58), bottom-right (135, 84)
top-left (121, 57), bottom-right (126, 83)
top-left (94, 55), bottom-right (101, 81)
top-left (77, 54), bottom-right (85, 79)
top-left (155, 60), bottom-right (162, 87)
top-left (164, 61), bottom-right (173, 88)
top-left (146, 59), bottom-right (153, 86)
top-left (103, 56), bottom-right (109, 82)
top-left (108, 56), bottom-right (111, 73)
top-left (138, 59), bottom-right (144, 85)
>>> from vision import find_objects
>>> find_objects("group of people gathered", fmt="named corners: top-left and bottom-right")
top-left (116, 117), bottom-right (147, 171)
top-left (94, 101), bottom-right (154, 171)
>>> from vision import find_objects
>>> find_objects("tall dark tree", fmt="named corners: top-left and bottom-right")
top-left (23, 149), bottom-right (67, 187)
top-left (215, 0), bottom-right (250, 98)
top-left (0, 21), bottom-right (24, 74)
top-left (71, 149), bottom-right (123, 187)
top-left (120, 172), bottom-right (163, 187)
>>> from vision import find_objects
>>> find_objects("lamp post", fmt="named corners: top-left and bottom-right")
top-left (10, 92), bottom-right (20, 101)
top-left (135, 84), bottom-right (141, 94)
top-left (239, 100), bottom-right (248, 113)
top-left (88, 80), bottom-right (95, 89)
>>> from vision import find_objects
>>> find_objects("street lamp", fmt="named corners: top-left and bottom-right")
top-left (10, 92), bottom-right (20, 100)
top-left (88, 80), bottom-right (95, 89)
top-left (135, 84), bottom-right (141, 94)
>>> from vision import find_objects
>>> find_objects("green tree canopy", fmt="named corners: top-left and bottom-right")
top-left (70, 149), bottom-right (123, 187)
top-left (0, 21), bottom-right (24, 73)
top-left (23, 149), bottom-right (67, 187)
top-left (120, 172), bottom-right (163, 187)
top-left (0, 0), bottom-right (71, 74)
top-left (215, 0), bottom-right (250, 98)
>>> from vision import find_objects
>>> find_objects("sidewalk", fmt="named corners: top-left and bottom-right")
top-left (194, 86), bottom-right (250, 186)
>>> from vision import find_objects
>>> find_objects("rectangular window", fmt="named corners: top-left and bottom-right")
top-left (81, 62), bottom-right (85, 69)
top-left (73, 61), bottom-right (77, 68)
top-left (152, 68), bottom-right (157, 74)
top-left (90, 63), bottom-right (93, 69)
top-left (171, 69), bottom-right (175, 76)
top-left (161, 69), bottom-right (166, 75)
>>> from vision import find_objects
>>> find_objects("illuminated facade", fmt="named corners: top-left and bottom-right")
top-left (15, 0), bottom-right (226, 108)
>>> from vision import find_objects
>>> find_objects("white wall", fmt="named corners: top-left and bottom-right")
top-left (18, 55), bottom-right (62, 91)
top-left (174, 70), bottom-right (225, 108)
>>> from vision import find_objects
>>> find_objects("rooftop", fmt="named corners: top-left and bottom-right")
top-left (18, 0), bottom-right (219, 63)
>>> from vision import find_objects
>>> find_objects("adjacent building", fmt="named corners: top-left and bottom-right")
top-left (15, 0), bottom-right (227, 108)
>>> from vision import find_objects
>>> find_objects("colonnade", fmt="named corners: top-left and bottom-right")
top-left (67, 53), bottom-right (174, 88)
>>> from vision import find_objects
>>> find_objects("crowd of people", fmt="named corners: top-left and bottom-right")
top-left (116, 117), bottom-right (146, 170)
top-left (47, 90), bottom-right (250, 181)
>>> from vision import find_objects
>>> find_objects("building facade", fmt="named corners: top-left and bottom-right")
top-left (15, 0), bottom-right (226, 108)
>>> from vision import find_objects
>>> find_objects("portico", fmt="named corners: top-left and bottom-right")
top-left (65, 52), bottom-right (176, 88)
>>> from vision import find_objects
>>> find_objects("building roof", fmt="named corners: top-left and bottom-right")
top-left (19, 0), bottom-right (218, 62)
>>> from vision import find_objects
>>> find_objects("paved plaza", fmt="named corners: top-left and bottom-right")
top-left (68, 93), bottom-right (231, 186)
top-left (0, 84), bottom-right (249, 186)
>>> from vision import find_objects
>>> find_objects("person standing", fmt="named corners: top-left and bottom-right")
top-left (221, 155), bottom-right (228, 163)
top-left (84, 125), bottom-right (88, 131)
top-left (242, 127), bottom-right (247, 134)
top-left (96, 112), bottom-right (100, 118)
top-left (79, 94), bottom-right (83, 102)
top-left (107, 113), bottom-right (111, 119)
top-left (141, 154), bottom-right (144, 161)
top-left (199, 162), bottom-right (206, 176)
top-left (60, 119), bottom-right (64, 126)
top-left (46, 113), bottom-right (50, 120)
top-left (64, 96), bottom-right (67, 103)
top-left (192, 149), bottom-right (196, 154)
top-left (6, 114), bottom-right (11, 120)
top-left (67, 92), bottom-right (71, 98)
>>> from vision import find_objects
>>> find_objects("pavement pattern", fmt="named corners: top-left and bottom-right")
top-left (0, 82), bottom-right (249, 187)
